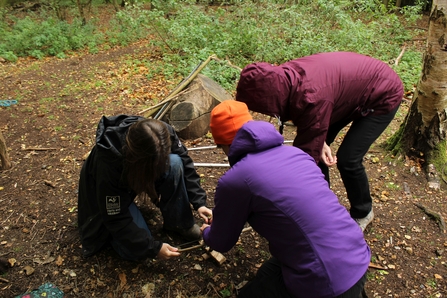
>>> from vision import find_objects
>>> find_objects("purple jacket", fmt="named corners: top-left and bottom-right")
top-left (236, 51), bottom-right (403, 163)
top-left (202, 121), bottom-right (370, 298)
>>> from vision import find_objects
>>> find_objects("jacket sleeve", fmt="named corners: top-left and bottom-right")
top-left (166, 124), bottom-right (207, 210)
top-left (293, 98), bottom-right (334, 163)
top-left (95, 155), bottom-right (162, 260)
top-left (202, 169), bottom-right (251, 253)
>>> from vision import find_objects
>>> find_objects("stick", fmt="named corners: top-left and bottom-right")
top-left (143, 56), bottom-right (215, 118)
top-left (22, 147), bottom-right (57, 151)
top-left (0, 277), bottom-right (9, 283)
top-left (154, 100), bottom-right (175, 120)
top-left (394, 45), bottom-right (406, 67)
top-left (0, 252), bottom-right (12, 257)
top-left (210, 56), bottom-right (242, 72)
top-left (138, 88), bottom-right (191, 116)
top-left (177, 243), bottom-right (205, 252)
top-left (368, 262), bottom-right (387, 270)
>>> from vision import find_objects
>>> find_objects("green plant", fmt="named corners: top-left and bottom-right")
top-left (219, 288), bottom-right (231, 297)
top-left (386, 182), bottom-right (399, 190)
top-left (426, 278), bottom-right (437, 289)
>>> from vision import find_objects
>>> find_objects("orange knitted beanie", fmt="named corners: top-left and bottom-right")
top-left (210, 100), bottom-right (253, 145)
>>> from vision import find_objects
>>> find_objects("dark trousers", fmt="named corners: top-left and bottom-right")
top-left (238, 257), bottom-right (368, 298)
top-left (111, 154), bottom-right (194, 261)
top-left (319, 106), bottom-right (399, 218)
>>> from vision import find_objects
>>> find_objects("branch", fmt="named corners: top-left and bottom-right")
top-left (394, 45), bottom-right (406, 67)
top-left (22, 147), bottom-right (57, 151)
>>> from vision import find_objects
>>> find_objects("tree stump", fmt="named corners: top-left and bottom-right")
top-left (166, 74), bottom-right (232, 139)
top-left (0, 131), bottom-right (11, 170)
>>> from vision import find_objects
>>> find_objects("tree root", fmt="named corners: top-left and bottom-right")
top-left (414, 202), bottom-right (446, 233)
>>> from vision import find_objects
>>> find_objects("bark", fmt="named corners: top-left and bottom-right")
top-left (0, 131), bottom-right (11, 170)
top-left (397, 0), bottom-right (447, 175)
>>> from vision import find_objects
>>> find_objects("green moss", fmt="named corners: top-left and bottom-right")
top-left (427, 139), bottom-right (447, 177)
top-left (386, 124), bottom-right (404, 156)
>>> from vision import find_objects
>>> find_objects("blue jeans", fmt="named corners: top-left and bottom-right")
top-left (319, 106), bottom-right (399, 218)
top-left (156, 154), bottom-right (195, 231)
top-left (111, 154), bottom-right (195, 260)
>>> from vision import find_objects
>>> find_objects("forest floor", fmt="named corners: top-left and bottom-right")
top-left (0, 6), bottom-right (447, 298)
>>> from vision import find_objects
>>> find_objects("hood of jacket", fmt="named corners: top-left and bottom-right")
top-left (235, 62), bottom-right (302, 122)
top-left (228, 120), bottom-right (284, 166)
top-left (96, 115), bottom-right (143, 158)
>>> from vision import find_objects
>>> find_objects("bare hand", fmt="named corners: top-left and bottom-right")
top-left (157, 243), bottom-right (180, 260)
top-left (198, 206), bottom-right (213, 224)
top-left (321, 142), bottom-right (337, 167)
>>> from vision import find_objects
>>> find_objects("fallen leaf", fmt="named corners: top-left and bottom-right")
top-left (23, 265), bottom-right (35, 275)
top-left (119, 272), bottom-right (127, 289)
top-left (55, 255), bottom-right (64, 266)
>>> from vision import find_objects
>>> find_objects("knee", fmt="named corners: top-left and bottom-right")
top-left (336, 154), bottom-right (362, 172)
top-left (168, 154), bottom-right (184, 175)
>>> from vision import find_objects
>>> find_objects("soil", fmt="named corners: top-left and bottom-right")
top-left (0, 10), bottom-right (447, 298)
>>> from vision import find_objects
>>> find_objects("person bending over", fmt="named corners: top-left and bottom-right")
top-left (236, 51), bottom-right (404, 231)
top-left (201, 101), bottom-right (370, 298)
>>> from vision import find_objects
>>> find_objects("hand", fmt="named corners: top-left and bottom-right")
top-left (321, 142), bottom-right (337, 167)
top-left (157, 243), bottom-right (180, 260)
top-left (198, 206), bottom-right (213, 224)
top-left (200, 223), bottom-right (210, 233)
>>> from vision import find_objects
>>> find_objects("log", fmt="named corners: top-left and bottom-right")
top-left (0, 131), bottom-right (11, 170)
top-left (166, 74), bottom-right (232, 139)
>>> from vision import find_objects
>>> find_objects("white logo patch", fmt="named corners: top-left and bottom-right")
top-left (106, 196), bottom-right (121, 215)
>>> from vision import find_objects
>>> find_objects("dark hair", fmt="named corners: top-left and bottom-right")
top-left (123, 119), bottom-right (171, 203)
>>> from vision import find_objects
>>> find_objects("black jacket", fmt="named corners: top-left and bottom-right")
top-left (77, 115), bottom-right (207, 259)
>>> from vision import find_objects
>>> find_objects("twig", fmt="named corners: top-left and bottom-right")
top-left (207, 282), bottom-right (220, 297)
top-left (138, 88), bottom-right (190, 115)
top-left (144, 56), bottom-right (215, 118)
top-left (22, 147), bottom-right (57, 151)
top-left (0, 277), bottom-right (9, 283)
top-left (210, 56), bottom-right (242, 72)
top-left (368, 262), bottom-right (387, 270)
top-left (1, 212), bottom-right (14, 224)
top-left (414, 202), bottom-right (446, 233)
top-left (154, 100), bottom-right (175, 120)
top-left (30, 220), bottom-right (39, 234)
top-left (0, 251), bottom-right (12, 257)
top-left (177, 243), bottom-right (205, 252)
top-left (15, 213), bottom-right (23, 224)
top-left (394, 45), bottom-right (406, 67)
top-left (406, 26), bottom-right (428, 30)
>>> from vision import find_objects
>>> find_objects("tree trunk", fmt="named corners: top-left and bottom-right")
top-left (0, 131), bottom-right (11, 170)
top-left (392, 0), bottom-right (447, 185)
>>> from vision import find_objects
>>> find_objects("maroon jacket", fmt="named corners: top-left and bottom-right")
top-left (236, 52), bottom-right (403, 163)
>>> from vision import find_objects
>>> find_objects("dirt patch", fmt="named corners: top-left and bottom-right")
top-left (1, 31), bottom-right (447, 298)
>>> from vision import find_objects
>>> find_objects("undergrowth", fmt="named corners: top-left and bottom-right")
top-left (0, 0), bottom-right (426, 92)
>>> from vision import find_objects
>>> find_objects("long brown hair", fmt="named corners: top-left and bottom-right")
top-left (123, 119), bottom-right (171, 203)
